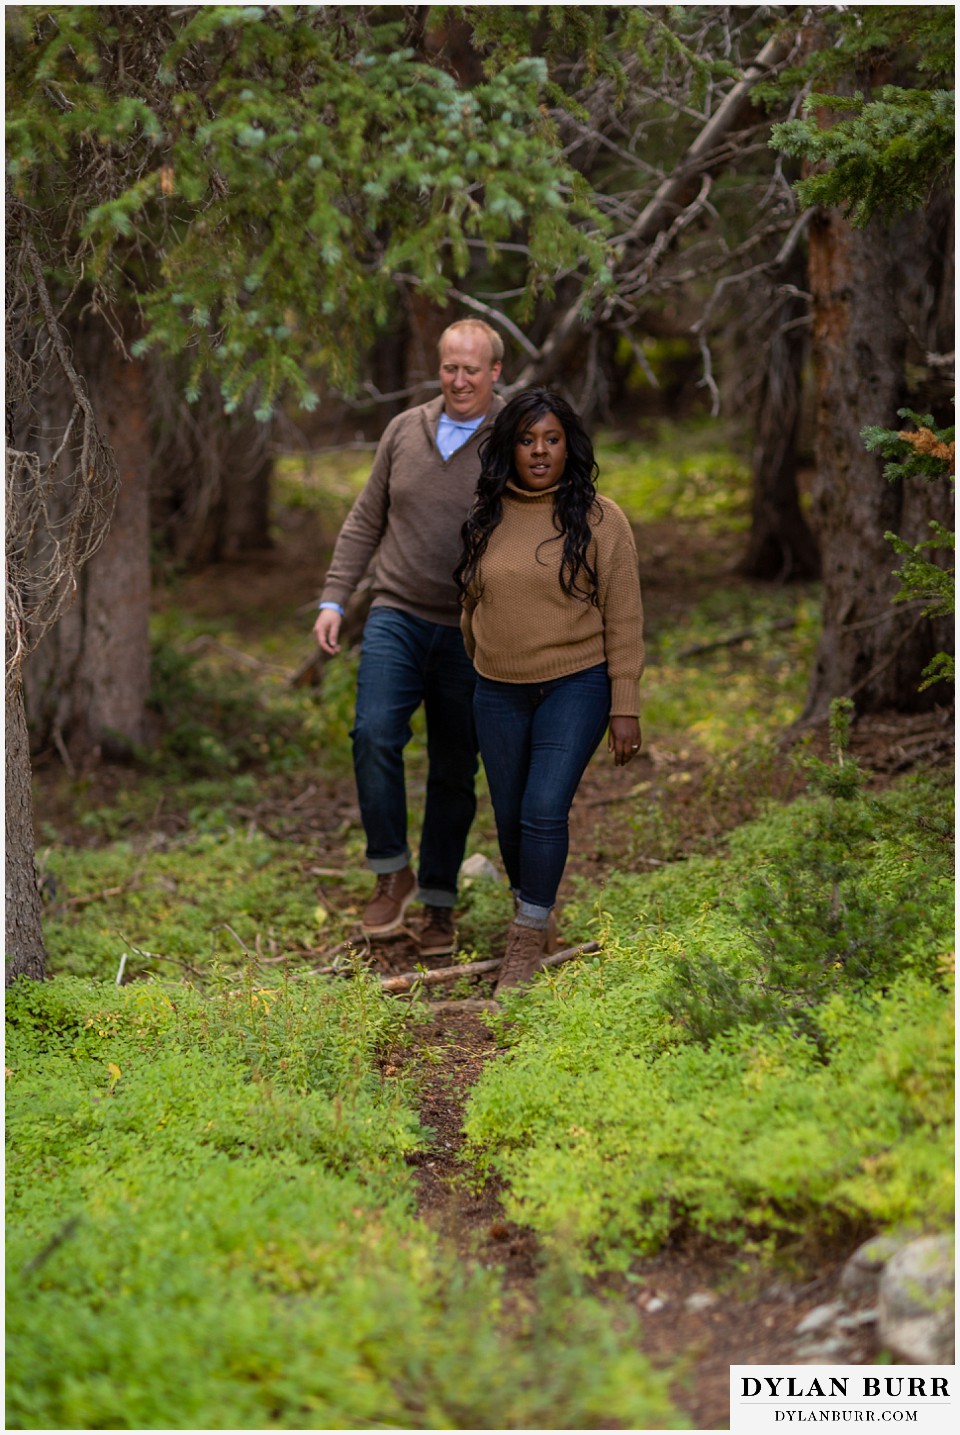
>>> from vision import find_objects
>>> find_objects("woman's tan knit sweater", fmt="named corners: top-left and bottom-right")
top-left (460, 483), bottom-right (644, 716)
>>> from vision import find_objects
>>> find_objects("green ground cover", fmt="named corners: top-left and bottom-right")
top-left (6, 974), bottom-right (678, 1430)
top-left (463, 769), bottom-right (954, 1272)
top-left (9, 425), bottom-right (953, 1426)
top-left (596, 420), bottom-right (752, 530)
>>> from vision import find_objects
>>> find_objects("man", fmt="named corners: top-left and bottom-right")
top-left (314, 319), bottom-right (504, 957)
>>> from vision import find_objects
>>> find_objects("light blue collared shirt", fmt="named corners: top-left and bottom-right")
top-left (437, 411), bottom-right (485, 460)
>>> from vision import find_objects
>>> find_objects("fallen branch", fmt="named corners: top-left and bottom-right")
top-left (676, 616), bottom-right (794, 660)
top-left (213, 923), bottom-right (253, 956)
top-left (542, 939), bottom-right (602, 969)
top-left (182, 634), bottom-right (290, 677)
top-left (117, 936), bottom-right (205, 981)
top-left (421, 998), bottom-right (501, 1014)
top-left (21, 1216), bottom-right (82, 1277)
top-left (380, 940), bottom-right (603, 993)
top-left (380, 956), bottom-right (500, 992)
top-left (287, 785), bottom-right (319, 810)
top-left (888, 737), bottom-right (954, 773)
top-left (581, 787), bottom-right (656, 810)
top-left (66, 884), bottom-right (131, 908)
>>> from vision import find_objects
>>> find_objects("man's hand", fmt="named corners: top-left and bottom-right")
top-left (608, 715), bottom-right (642, 767)
top-left (314, 608), bottom-right (342, 656)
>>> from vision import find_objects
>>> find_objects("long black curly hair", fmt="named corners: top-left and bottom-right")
top-left (455, 388), bottom-right (602, 605)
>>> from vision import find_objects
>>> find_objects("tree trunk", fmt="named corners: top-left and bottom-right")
top-left (150, 367), bottom-right (273, 566)
top-left (25, 319), bottom-right (152, 762)
top-left (802, 203), bottom-right (954, 720)
top-left (5, 665), bottom-right (48, 983)
top-left (739, 257), bottom-right (820, 582)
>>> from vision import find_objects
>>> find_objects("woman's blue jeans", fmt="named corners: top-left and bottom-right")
top-left (473, 663), bottom-right (610, 917)
top-left (351, 606), bottom-right (479, 905)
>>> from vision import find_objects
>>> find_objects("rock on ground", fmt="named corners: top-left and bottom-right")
top-left (878, 1234), bottom-right (955, 1365)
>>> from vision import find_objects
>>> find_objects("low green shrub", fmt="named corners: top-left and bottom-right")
top-left (6, 976), bottom-right (682, 1430)
top-left (564, 771), bottom-right (954, 1048)
top-left (5, 972), bottom-right (423, 1183)
top-left (148, 618), bottom-right (341, 778)
top-left (464, 772), bottom-right (954, 1271)
top-left (664, 793), bottom-right (952, 1047)
top-left (640, 585), bottom-right (821, 752)
top-left (597, 421), bottom-right (751, 530)
top-left (41, 830), bottom-right (324, 982)
top-left (464, 973), bottom-right (954, 1272)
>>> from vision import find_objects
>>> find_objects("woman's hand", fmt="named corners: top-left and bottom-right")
top-left (608, 716), bottom-right (642, 767)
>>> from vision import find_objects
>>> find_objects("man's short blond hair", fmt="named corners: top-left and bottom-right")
top-left (438, 318), bottom-right (504, 365)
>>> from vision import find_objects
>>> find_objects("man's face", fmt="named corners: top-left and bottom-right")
top-left (438, 330), bottom-right (502, 421)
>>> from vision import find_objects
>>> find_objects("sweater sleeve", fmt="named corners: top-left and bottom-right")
top-left (596, 503), bottom-right (644, 716)
top-left (318, 422), bottom-right (396, 608)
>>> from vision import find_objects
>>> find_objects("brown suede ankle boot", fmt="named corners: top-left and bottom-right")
top-left (361, 866), bottom-right (416, 936)
top-left (495, 920), bottom-right (547, 997)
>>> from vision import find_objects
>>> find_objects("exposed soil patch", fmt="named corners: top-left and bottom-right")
top-left (402, 1011), bottom-right (542, 1284)
top-left (396, 1007), bottom-right (887, 1431)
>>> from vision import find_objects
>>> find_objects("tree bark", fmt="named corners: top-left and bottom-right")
top-left (739, 256), bottom-right (820, 582)
top-left (5, 666), bottom-right (48, 983)
top-left (25, 319), bottom-right (152, 762)
top-left (802, 204), bottom-right (953, 719)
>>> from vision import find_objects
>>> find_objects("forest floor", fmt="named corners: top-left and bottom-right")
top-left (31, 495), bottom-right (954, 1430)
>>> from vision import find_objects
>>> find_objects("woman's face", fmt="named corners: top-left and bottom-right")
top-left (513, 412), bottom-right (568, 491)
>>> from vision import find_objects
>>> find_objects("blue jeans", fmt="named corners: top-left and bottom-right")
top-left (351, 606), bottom-right (479, 905)
top-left (473, 663), bottom-right (610, 918)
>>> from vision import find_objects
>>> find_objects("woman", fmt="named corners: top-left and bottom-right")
top-left (456, 389), bottom-right (644, 996)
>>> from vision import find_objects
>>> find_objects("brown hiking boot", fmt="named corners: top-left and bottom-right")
top-left (494, 920), bottom-right (547, 997)
top-left (417, 906), bottom-right (457, 958)
top-left (361, 866), bottom-right (416, 936)
top-left (513, 904), bottom-right (558, 953)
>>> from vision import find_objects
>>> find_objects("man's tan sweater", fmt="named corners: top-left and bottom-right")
top-left (460, 484), bottom-right (644, 716)
top-left (320, 393), bottom-right (505, 627)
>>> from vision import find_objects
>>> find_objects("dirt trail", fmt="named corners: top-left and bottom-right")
top-left (392, 1003), bottom-right (889, 1430)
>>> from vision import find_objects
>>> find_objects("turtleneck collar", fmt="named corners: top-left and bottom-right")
top-left (504, 479), bottom-right (560, 501)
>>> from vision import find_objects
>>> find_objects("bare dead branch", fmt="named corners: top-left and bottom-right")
top-left (65, 884), bottom-right (133, 909)
top-left (181, 634), bottom-right (291, 677)
top-left (617, 31), bottom-right (794, 252)
top-left (512, 24), bottom-right (802, 395)
top-left (422, 998), bottom-right (501, 1014)
top-left (676, 616), bottom-right (795, 659)
top-left (379, 939), bottom-right (604, 993)
top-left (444, 287), bottom-right (541, 360)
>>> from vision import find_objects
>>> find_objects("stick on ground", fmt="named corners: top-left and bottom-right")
top-left (379, 940), bottom-right (602, 993)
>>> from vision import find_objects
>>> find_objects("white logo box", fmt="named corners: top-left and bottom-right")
top-left (730, 1366), bottom-right (953, 1435)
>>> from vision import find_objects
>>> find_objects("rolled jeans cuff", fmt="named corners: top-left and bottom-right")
top-left (516, 899), bottom-right (552, 928)
top-left (368, 849), bottom-right (412, 876)
top-left (417, 887), bottom-right (456, 908)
